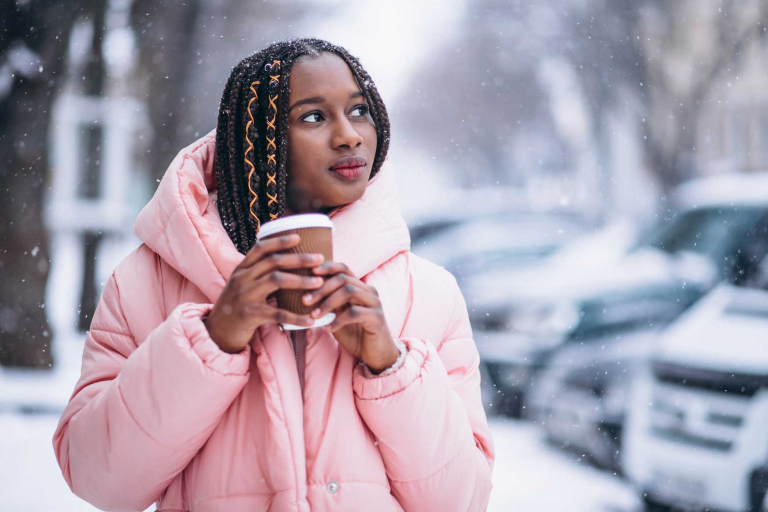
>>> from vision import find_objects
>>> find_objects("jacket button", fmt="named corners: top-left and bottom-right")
top-left (327, 481), bottom-right (339, 494)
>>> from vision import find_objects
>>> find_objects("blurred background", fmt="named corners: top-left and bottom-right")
top-left (2, 0), bottom-right (768, 510)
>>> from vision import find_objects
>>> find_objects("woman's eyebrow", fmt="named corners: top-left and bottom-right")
top-left (288, 91), bottom-right (363, 113)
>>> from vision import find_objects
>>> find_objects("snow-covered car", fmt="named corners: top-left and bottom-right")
top-left (622, 266), bottom-right (768, 511)
top-left (473, 172), bottom-right (768, 420)
top-left (411, 212), bottom-right (593, 287)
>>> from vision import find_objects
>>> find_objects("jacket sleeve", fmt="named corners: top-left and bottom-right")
top-left (352, 277), bottom-right (495, 511)
top-left (52, 273), bottom-right (251, 512)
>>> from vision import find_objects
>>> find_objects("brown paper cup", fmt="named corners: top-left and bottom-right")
top-left (256, 213), bottom-right (335, 330)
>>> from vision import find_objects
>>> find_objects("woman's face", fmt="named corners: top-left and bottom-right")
top-left (284, 52), bottom-right (378, 215)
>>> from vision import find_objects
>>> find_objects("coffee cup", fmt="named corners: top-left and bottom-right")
top-left (256, 213), bottom-right (335, 330)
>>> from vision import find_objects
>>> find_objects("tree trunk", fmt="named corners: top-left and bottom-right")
top-left (0, 1), bottom-right (85, 368)
top-left (130, 0), bottom-right (201, 182)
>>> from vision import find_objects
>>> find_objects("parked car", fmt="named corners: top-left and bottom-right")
top-left (411, 212), bottom-right (593, 287)
top-left (622, 260), bottom-right (768, 511)
top-left (522, 173), bottom-right (768, 474)
top-left (472, 172), bottom-right (768, 422)
top-left (471, 219), bottom-right (639, 417)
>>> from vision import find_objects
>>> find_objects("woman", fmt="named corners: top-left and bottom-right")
top-left (53, 38), bottom-right (494, 512)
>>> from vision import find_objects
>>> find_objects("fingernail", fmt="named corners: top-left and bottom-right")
top-left (312, 308), bottom-right (321, 318)
top-left (303, 293), bottom-right (313, 303)
top-left (312, 278), bottom-right (323, 285)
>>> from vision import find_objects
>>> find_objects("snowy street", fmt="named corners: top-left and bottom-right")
top-left (1, 413), bottom-right (640, 512)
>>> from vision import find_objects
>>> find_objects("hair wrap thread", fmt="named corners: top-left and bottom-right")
top-left (245, 80), bottom-right (261, 232)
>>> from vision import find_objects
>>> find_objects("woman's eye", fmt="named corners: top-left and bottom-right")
top-left (302, 112), bottom-right (324, 123)
top-left (351, 104), bottom-right (369, 117)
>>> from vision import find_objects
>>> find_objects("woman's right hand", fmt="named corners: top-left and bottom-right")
top-left (204, 234), bottom-right (325, 353)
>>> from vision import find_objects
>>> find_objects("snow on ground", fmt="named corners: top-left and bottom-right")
top-left (488, 418), bottom-right (641, 512)
top-left (0, 334), bottom-right (86, 415)
top-left (0, 413), bottom-right (641, 511)
top-left (0, 338), bottom-right (641, 511)
top-left (1, 413), bottom-right (101, 512)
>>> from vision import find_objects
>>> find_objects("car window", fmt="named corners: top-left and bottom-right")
top-left (638, 207), bottom-right (767, 279)
top-left (643, 207), bottom-right (757, 256)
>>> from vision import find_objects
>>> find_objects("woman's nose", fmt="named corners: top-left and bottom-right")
top-left (332, 118), bottom-right (363, 149)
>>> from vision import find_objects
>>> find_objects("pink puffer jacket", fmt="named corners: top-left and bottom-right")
top-left (53, 130), bottom-right (494, 512)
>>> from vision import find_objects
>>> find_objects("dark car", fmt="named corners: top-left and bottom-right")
top-left (472, 173), bottom-right (768, 432)
top-left (523, 176), bottom-right (768, 471)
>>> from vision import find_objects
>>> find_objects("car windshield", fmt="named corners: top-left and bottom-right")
top-left (639, 207), bottom-right (764, 263)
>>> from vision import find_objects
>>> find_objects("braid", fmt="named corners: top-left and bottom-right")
top-left (228, 66), bottom-right (252, 250)
top-left (275, 54), bottom-right (294, 219)
top-left (264, 59), bottom-right (282, 222)
top-left (214, 39), bottom-right (391, 254)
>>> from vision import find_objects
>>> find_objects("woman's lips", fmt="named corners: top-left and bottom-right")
top-left (328, 164), bottom-right (365, 180)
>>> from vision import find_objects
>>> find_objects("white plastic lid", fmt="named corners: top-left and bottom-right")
top-left (256, 213), bottom-right (334, 240)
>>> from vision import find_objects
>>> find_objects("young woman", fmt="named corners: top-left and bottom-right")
top-left (53, 38), bottom-right (494, 512)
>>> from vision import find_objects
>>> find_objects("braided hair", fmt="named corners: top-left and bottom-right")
top-left (214, 38), bottom-right (391, 255)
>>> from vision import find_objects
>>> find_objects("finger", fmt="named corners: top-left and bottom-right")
top-left (245, 304), bottom-right (315, 328)
top-left (304, 271), bottom-right (377, 307)
top-left (248, 271), bottom-right (325, 299)
top-left (309, 282), bottom-right (380, 320)
top-left (301, 272), bottom-right (372, 307)
top-left (327, 305), bottom-right (382, 332)
top-left (243, 252), bottom-right (325, 281)
top-left (240, 234), bottom-right (301, 269)
top-left (311, 261), bottom-right (355, 277)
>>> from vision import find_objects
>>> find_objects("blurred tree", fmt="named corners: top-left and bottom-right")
top-left (565, 0), bottom-right (768, 188)
top-left (398, 0), bottom-right (571, 187)
top-left (0, 0), bottom-right (102, 369)
top-left (0, 0), bottom-right (320, 368)
top-left (76, 0), bottom-right (108, 333)
top-left (399, 0), bottom-right (767, 198)
top-left (129, 0), bottom-right (201, 182)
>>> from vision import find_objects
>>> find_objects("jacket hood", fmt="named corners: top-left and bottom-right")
top-left (134, 129), bottom-right (411, 303)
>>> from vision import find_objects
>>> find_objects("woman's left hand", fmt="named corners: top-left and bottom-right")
top-left (303, 261), bottom-right (399, 373)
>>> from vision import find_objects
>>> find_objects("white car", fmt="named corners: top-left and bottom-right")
top-left (623, 267), bottom-right (768, 511)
